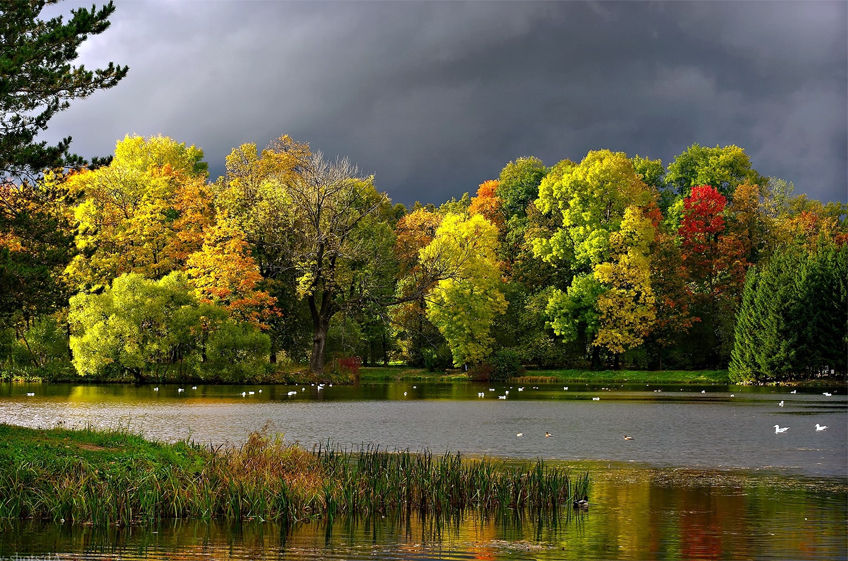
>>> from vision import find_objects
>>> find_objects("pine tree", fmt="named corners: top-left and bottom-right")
top-left (0, 0), bottom-right (128, 178)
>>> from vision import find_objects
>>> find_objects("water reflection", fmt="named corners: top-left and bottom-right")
top-left (0, 467), bottom-right (844, 560)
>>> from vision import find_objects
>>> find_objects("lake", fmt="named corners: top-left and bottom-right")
top-left (0, 381), bottom-right (845, 560)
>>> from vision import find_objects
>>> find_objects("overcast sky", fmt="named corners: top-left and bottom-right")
top-left (43, 0), bottom-right (847, 205)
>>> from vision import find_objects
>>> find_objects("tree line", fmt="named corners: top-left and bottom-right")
top-left (1, 1), bottom-right (845, 383)
top-left (1, 134), bottom-right (845, 382)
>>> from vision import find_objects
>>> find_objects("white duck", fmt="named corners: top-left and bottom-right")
top-left (774, 425), bottom-right (789, 433)
top-left (815, 424), bottom-right (828, 431)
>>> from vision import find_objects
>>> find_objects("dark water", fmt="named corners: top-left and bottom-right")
top-left (0, 381), bottom-right (846, 560)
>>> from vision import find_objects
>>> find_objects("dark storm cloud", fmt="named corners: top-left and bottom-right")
top-left (44, 1), bottom-right (847, 205)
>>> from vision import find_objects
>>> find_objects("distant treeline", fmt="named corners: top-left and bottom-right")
top-left (1, 136), bottom-right (846, 383)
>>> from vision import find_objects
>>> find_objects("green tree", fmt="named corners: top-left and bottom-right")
top-left (0, 172), bottom-right (75, 328)
top-left (739, 248), bottom-right (803, 381)
top-left (532, 150), bottom-right (655, 367)
top-left (533, 150), bottom-right (654, 271)
top-left (729, 267), bottom-right (763, 382)
top-left (498, 156), bottom-right (546, 220)
top-left (68, 272), bottom-right (269, 381)
top-left (666, 144), bottom-right (766, 198)
top-left (631, 155), bottom-right (665, 191)
top-left (795, 242), bottom-right (848, 377)
top-left (545, 274), bottom-right (604, 365)
top-left (0, 0), bottom-right (128, 179)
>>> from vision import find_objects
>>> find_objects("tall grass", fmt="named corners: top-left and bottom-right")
top-left (0, 425), bottom-right (589, 526)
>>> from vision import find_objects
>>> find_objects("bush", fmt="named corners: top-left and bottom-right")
top-left (202, 320), bottom-right (271, 382)
top-left (489, 349), bottom-right (524, 381)
top-left (467, 362), bottom-right (493, 381)
top-left (422, 344), bottom-right (453, 372)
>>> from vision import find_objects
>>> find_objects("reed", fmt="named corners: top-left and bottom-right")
top-left (0, 424), bottom-right (589, 526)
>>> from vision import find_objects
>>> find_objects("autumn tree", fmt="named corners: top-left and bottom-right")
top-left (592, 205), bottom-right (658, 357)
top-left (65, 135), bottom-right (211, 290)
top-left (214, 137), bottom-right (313, 361)
top-left (678, 185), bottom-right (748, 365)
top-left (468, 179), bottom-right (504, 232)
top-left (0, 0), bottom-right (127, 179)
top-left (391, 209), bottom-right (445, 366)
top-left (532, 150), bottom-right (656, 367)
top-left (185, 220), bottom-right (276, 329)
top-left (420, 213), bottom-right (507, 365)
top-left (646, 228), bottom-right (699, 367)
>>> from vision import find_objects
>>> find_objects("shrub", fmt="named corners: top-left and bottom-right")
top-left (489, 348), bottom-right (524, 381)
top-left (467, 362), bottom-right (493, 381)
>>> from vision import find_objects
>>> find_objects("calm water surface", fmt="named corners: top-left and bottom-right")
top-left (0, 381), bottom-right (845, 560)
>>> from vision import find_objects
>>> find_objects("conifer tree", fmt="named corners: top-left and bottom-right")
top-left (755, 247), bottom-right (801, 380)
top-left (729, 267), bottom-right (762, 383)
top-left (0, 0), bottom-right (128, 178)
top-left (795, 242), bottom-right (847, 376)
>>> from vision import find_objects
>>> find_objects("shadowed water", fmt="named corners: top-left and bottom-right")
top-left (0, 381), bottom-right (845, 560)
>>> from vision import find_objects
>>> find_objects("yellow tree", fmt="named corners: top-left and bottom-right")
top-left (65, 135), bottom-right (211, 289)
top-left (593, 205), bottom-right (657, 355)
top-left (420, 213), bottom-right (507, 365)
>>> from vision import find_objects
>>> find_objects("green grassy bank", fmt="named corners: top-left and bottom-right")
top-left (358, 366), bottom-right (731, 385)
top-left (0, 424), bottom-right (588, 526)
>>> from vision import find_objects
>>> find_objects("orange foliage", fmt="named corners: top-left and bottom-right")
top-left (394, 209), bottom-right (442, 273)
top-left (170, 175), bottom-right (215, 262)
top-left (186, 221), bottom-right (277, 329)
top-left (468, 179), bottom-right (504, 232)
top-left (781, 211), bottom-right (846, 250)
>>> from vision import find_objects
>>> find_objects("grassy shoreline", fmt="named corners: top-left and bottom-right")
top-left (357, 367), bottom-right (734, 385)
top-left (5, 365), bottom-right (845, 387)
top-left (0, 424), bottom-right (588, 526)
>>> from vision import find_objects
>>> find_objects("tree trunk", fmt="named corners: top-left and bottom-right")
top-left (382, 334), bottom-right (389, 366)
top-left (310, 329), bottom-right (327, 375)
top-left (591, 346), bottom-right (601, 370)
top-left (308, 291), bottom-right (334, 375)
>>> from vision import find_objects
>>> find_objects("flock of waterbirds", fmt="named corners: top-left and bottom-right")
top-left (20, 384), bottom-right (837, 435)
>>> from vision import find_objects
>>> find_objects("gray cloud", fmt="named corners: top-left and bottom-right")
top-left (43, 0), bottom-right (847, 205)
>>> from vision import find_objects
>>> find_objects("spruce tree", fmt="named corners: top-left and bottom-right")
top-left (755, 246), bottom-right (801, 381)
top-left (729, 266), bottom-right (761, 382)
top-left (797, 242), bottom-right (848, 377)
